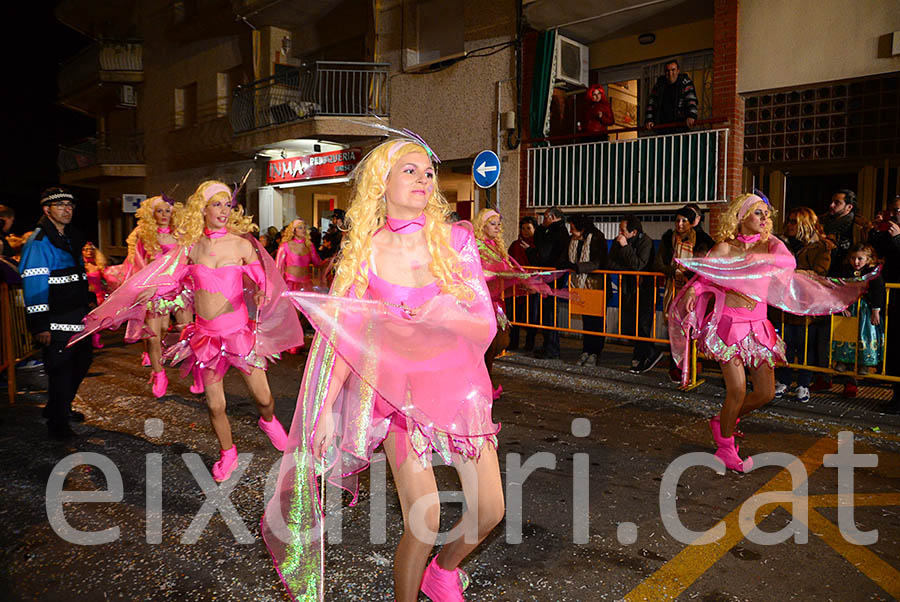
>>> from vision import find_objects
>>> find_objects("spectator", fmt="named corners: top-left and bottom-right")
top-left (527, 207), bottom-right (570, 359)
top-left (309, 225), bottom-right (321, 250)
top-left (774, 207), bottom-right (834, 403)
top-left (645, 59), bottom-right (698, 134)
top-left (565, 215), bottom-right (607, 366)
top-left (821, 189), bottom-right (869, 277)
top-left (831, 243), bottom-right (884, 398)
top-left (19, 188), bottom-right (93, 440)
top-left (0, 204), bottom-right (24, 259)
top-left (258, 233), bottom-right (271, 251)
top-left (446, 211), bottom-right (462, 224)
top-left (577, 84), bottom-right (614, 142)
top-left (319, 208), bottom-right (346, 260)
top-left (608, 216), bottom-right (661, 373)
top-left (655, 205), bottom-right (712, 381)
top-left (508, 216), bottom-right (538, 350)
top-left (683, 203), bottom-right (714, 251)
top-left (869, 194), bottom-right (900, 413)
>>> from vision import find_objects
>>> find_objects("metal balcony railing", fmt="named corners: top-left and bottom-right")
top-left (230, 61), bottom-right (390, 133)
top-left (58, 133), bottom-right (146, 172)
top-left (58, 39), bottom-right (143, 96)
top-left (526, 128), bottom-right (729, 208)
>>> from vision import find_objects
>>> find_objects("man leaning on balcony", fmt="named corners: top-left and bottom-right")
top-left (645, 58), bottom-right (698, 135)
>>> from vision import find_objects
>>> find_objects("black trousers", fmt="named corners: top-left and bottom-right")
top-left (41, 338), bottom-right (93, 427)
top-left (620, 283), bottom-right (655, 362)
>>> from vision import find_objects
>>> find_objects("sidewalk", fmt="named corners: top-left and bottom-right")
top-left (495, 335), bottom-right (900, 434)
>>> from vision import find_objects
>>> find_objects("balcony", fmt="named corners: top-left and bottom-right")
top-left (58, 133), bottom-right (146, 186)
top-left (526, 127), bottom-right (729, 210)
top-left (58, 40), bottom-right (143, 114)
top-left (230, 61), bottom-right (390, 152)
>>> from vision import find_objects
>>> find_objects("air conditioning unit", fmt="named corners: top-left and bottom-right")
top-left (555, 35), bottom-right (589, 88)
top-left (119, 84), bottom-right (137, 107)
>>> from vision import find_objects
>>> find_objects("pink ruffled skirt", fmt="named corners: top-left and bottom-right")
top-left (164, 310), bottom-right (268, 383)
top-left (698, 304), bottom-right (786, 368)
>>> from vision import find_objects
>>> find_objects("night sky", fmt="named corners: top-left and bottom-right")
top-left (1, 3), bottom-right (95, 238)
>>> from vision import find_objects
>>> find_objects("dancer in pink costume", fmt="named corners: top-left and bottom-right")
top-left (669, 193), bottom-right (874, 473)
top-left (472, 208), bottom-right (565, 401)
top-left (263, 139), bottom-right (504, 602)
top-left (82, 242), bottom-right (109, 349)
top-left (106, 195), bottom-right (191, 397)
top-left (72, 181), bottom-right (304, 482)
top-left (275, 218), bottom-right (320, 353)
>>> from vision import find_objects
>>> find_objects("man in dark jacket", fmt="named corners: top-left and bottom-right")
top-left (645, 59), bottom-right (698, 134)
top-left (19, 188), bottom-right (93, 439)
top-left (869, 194), bottom-right (900, 412)
top-left (821, 189), bottom-right (869, 277)
top-left (318, 208), bottom-right (345, 260)
top-left (527, 207), bottom-right (570, 359)
top-left (608, 216), bottom-right (660, 373)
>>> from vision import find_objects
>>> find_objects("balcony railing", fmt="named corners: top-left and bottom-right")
top-left (526, 128), bottom-right (729, 208)
top-left (58, 39), bottom-right (143, 97)
top-left (58, 133), bottom-right (145, 172)
top-left (230, 61), bottom-right (390, 133)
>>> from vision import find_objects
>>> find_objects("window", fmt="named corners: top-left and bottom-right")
top-left (414, 0), bottom-right (464, 67)
top-left (174, 83), bottom-right (197, 129)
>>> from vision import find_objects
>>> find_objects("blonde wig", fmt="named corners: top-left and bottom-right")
top-left (788, 206), bottom-right (828, 245)
top-left (280, 218), bottom-right (308, 245)
top-left (332, 140), bottom-right (473, 301)
top-left (126, 196), bottom-right (176, 260)
top-left (473, 208), bottom-right (508, 260)
top-left (176, 180), bottom-right (256, 246)
top-left (715, 193), bottom-right (776, 243)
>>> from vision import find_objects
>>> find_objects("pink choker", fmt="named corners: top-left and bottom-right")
top-left (157, 226), bottom-right (171, 234)
top-left (293, 237), bottom-right (306, 244)
top-left (737, 233), bottom-right (761, 244)
top-left (204, 227), bottom-right (227, 239)
top-left (386, 214), bottom-right (426, 234)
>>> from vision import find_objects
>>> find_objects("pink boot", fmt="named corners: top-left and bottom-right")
top-left (212, 445), bottom-right (238, 483)
top-left (150, 370), bottom-right (168, 398)
top-left (258, 415), bottom-right (289, 451)
top-left (141, 351), bottom-right (151, 367)
top-left (91, 332), bottom-right (104, 349)
top-left (420, 555), bottom-right (470, 602)
top-left (492, 384), bottom-right (503, 401)
top-left (709, 416), bottom-right (738, 453)
top-left (713, 436), bottom-right (753, 473)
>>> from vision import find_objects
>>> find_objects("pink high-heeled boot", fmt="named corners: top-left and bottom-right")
top-left (258, 415), bottom-right (289, 451)
top-left (150, 370), bottom-right (168, 398)
top-left (190, 371), bottom-right (205, 394)
top-left (212, 445), bottom-right (238, 483)
top-left (91, 332), bottom-right (104, 349)
top-left (492, 384), bottom-right (503, 401)
top-left (713, 436), bottom-right (753, 473)
top-left (709, 416), bottom-right (738, 453)
top-left (420, 555), bottom-right (470, 602)
top-left (141, 351), bottom-right (151, 367)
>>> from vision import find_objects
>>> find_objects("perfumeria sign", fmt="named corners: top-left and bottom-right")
top-left (266, 148), bottom-right (361, 184)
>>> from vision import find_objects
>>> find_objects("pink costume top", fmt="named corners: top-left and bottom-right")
top-left (668, 235), bottom-right (875, 386)
top-left (275, 239), bottom-right (323, 290)
top-left (85, 269), bottom-right (107, 306)
top-left (262, 220), bottom-right (498, 601)
top-left (70, 234), bottom-right (304, 376)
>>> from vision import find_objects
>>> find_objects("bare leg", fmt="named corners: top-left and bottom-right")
top-left (739, 364), bottom-right (775, 417)
top-left (202, 371), bottom-right (233, 450)
top-left (145, 315), bottom-right (166, 372)
top-left (434, 444), bottom-right (504, 570)
top-left (238, 367), bottom-right (276, 420)
top-left (484, 327), bottom-right (510, 384)
top-left (718, 358), bottom-right (747, 438)
top-left (384, 433), bottom-right (440, 602)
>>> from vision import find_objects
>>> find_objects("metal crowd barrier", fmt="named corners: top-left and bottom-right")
top-left (503, 268), bottom-right (898, 393)
top-left (1, 283), bottom-right (38, 404)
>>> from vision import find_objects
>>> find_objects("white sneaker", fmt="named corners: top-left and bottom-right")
top-left (774, 382), bottom-right (788, 399)
top-left (795, 386), bottom-right (810, 403)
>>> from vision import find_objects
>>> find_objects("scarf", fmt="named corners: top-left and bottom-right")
top-left (568, 233), bottom-right (592, 289)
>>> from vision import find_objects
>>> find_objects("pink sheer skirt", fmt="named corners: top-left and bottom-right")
top-left (698, 303), bottom-right (786, 368)
top-left (164, 310), bottom-right (268, 383)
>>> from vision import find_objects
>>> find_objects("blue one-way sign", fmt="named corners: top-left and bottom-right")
top-left (473, 150), bottom-right (501, 188)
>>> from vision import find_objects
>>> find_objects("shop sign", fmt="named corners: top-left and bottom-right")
top-left (267, 148), bottom-right (361, 184)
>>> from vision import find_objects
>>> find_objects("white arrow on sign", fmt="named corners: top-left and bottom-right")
top-left (476, 162), bottom-right (498, 178)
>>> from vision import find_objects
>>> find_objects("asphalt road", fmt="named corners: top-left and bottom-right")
top-left (1, 335), bottom-right (899, 601)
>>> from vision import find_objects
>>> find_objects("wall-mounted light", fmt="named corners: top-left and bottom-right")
top-left (638, 33), bottom-right (656, 45)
